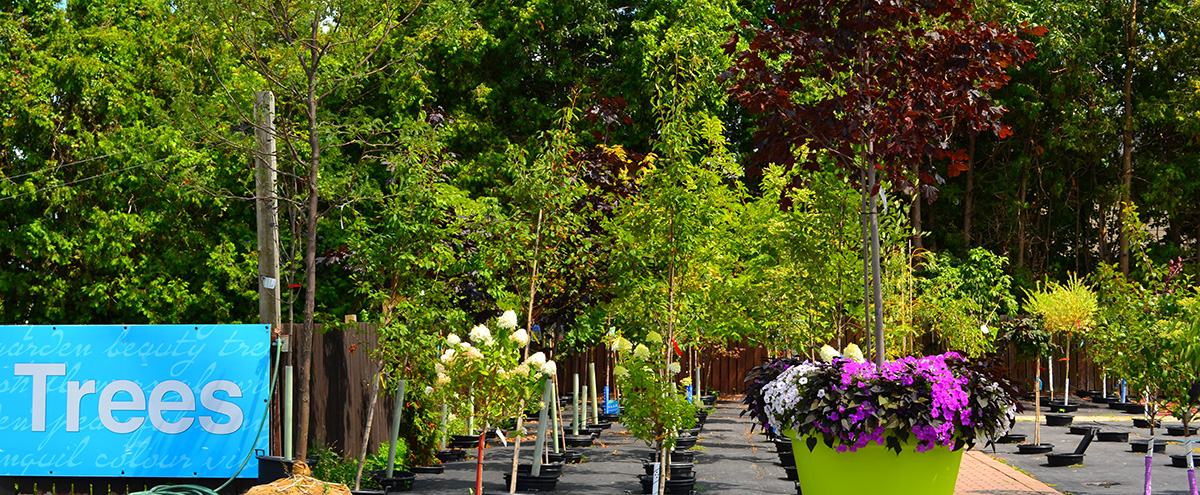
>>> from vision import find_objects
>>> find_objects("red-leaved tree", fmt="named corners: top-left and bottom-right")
top-left (724, 0), bottom-right (1042, 363)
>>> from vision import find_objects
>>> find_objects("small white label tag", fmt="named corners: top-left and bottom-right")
top-left (497, 427), bottom-right (508, 446)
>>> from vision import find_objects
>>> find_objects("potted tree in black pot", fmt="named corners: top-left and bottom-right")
top-left (436, 312), bottom-right (560, 495)
top-left (611, 332), bottom-right (698, 495)
top-left (1024, 276), bottom-right (1097, 419)
top-left (996, 314), bottom-right (1055, 453)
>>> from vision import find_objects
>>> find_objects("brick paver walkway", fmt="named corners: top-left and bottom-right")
top-left (956, 450), bottom-right (1062, 495)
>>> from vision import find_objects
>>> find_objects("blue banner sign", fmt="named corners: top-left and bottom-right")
top-left (0, 325), bottom-right (270, 478)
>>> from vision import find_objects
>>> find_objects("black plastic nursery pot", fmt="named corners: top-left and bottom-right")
top-left (638, 474), bottom-right (696, 495)
top-left (566, 424), bottom-right (605, 437)
top-left (1097, 431), bottom-right (1129, 442)
top-left (411, 465), bottom-right (443, 474)
top-left (673, 435), bottom-right (698, 449)
top-left (599, 413), bottom-right (621, 423)
top-left (448, 434), bottom-right (481, 449)
top-left (773, 438), bottom-right (794, 452)
top-left (503, 472), bottom-right (560, 492)
top-left (1167, 425), bottom-right (1199, 436)
top-left (1130, 439), bottom-right (1167, 453)
top-left (1045, 453), bottom-right (1084, 467)
top-left (1045, 401), bottom-right (1079, 413)
top-left (517, 462), bottom-right (565, 477)
top-left (648, 450), bottom-right (696, 463)
top-left (1075, 390), bottom-right (1100, 399)
top-left (1133, 418), bottom-right (1162, 429)
top-left (379, 473), bottom-right (416, 493)
top-left (996, 434), bottom-right (1026, 444)
top-left (642, 462), bottom-right (694, 479)
top-left (1068, 426), bottom-right (1093, 435)
top-left (256, 455), bottom-right (321, 483)
top-left (255, 455), bottom-right (293, 483)
top-left (1171, 454), bottom-right (1197, 468)
top-left (1109, 401), bottom-right (1134, 410)
top-left (782, 464), bottom-right (798, 481)
top-left (548, 450), bottom-right (583, 464)
top-left (701, 394), bottom-right (718, 406)
top-left (1122, 403), bottom-right (1147, 414)
top-left (564, 434), bottom-right (595, 448)
top-left (436, 449), bottom-right (467, 463)
top-left (1045, 414), bottom-right (1074, 427)
top-left (777, 450), bottom-right (795, 467)
top-left (1017, 443), bottom-right (1054, 454)
top-left (1091, 395), bottom-right (1118, 404)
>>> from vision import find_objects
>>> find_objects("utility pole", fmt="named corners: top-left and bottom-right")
top-left (255, 90), bottom-right (281, 331)
top-left (254, 91), bottom-right (284, 457)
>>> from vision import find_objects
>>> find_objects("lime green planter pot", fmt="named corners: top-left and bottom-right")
top-left (784, 430), bottom-right (963, 495)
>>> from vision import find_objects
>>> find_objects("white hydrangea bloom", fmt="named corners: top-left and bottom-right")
top-left (667, 362), bottom-right (681, 374)
top-left (469, 325), bottom-right (494, 346)
top-left (424, 386), bottom-right (435, 396)
top-left (646, 331), bottom-right (663, 344)
top-left (843, 343), bottom-right (865, 363)
top-left (614, 365), bottom-right (629, 378)
top-left (437, 373), bottom-right (450, 386)
top-left (680, 377), bottom-right (692, 387)
top-left (440, 348), bottom-right (456, 363)
top-left (540, 360), bottom-right (557, 376)
top-left (510, 328), bottom-right (530, 347)
top-left (526, 351), bottom-right (547, 369)
top-left (447, 334), bottom-right (461, 346)
top-left (434, 362), bottom-right (445, 374)
top-left (819, 345), bottom-right (841, 363)
top-left (616, 337), bottom-right (633, 354)
top-left (466, 346), bottom-right (484, 361)
top-left (498, 310), bottom-right (519, 330)
top-left (512, 363), bottom-right (530, 376)
top-left (633, 344), bottom-right (651, 360)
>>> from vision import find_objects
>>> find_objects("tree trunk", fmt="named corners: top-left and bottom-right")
top-left (1119, 0), bottom-right (1138, 275)
top-left (353, 363), bottom-right (384, 490)
top-left (296, 49), bottom-right (322, 462)
top-left (1098, 191), bottom-right (1111, 264)
top-left (1016, 162), bottom-right (1028, 270)
top-left (868, 155), bottom-right (885, 366)
top-left (963, 134), bottom-right (975, 246)
top-left (510, 209), bottom-right (543, 494)
top-left (911, 160), bottom-right (922, 251)
top-left (662, 213), bottom-right (676, 495)
top-left (861, 163), bottom-right (872, 357)
top-left (1034, 357), bottom-right (1042, 445)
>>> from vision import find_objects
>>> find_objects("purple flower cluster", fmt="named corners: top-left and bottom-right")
top-left (760, 352), bottom-right (1015, 454)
